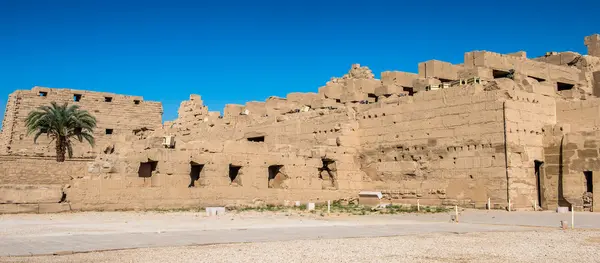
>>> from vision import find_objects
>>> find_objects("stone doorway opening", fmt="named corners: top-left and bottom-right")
top-left (319, 158), bottom-right (337, 190)
top-left (268, 165), bottom-right (288, 189)
top-left (534, 160), bottom-right (544, 209)
top-left (138, 160), bottom-right (158, 178)
top-left (584, 171), bottom-right (593, 211)
top-left (493, 69), bottom-right (511, 79)
top-left (189, 162), bottom-right (204, 188)
top-left (229, 165), bottom-right (242, 186)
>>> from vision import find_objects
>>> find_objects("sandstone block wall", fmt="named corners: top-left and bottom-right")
top-left (5, 35), bottom-right (600, 213)
top-left (504, 91), bottom-right (557, 209)
top-left (0, 87), bottom-right (163, 157)
top-left (357, 85), bottom-right (509, 208)
top-left (585, 34), bottom-right (600, 57)
top-left (464, 51), bottom-right (582, 85)
top-left (544, 131), bottom-right (600, 212)
top-left (0, 156), bottom-right (90, 184)
top-left (0, 184), bottom-right (70, 214)
top-left (556, 99), bottom-right (600, 132)
top-left (418, 60), bottom-right (463, 81)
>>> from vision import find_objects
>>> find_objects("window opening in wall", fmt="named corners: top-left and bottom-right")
top-left (534, 160), bottom-right (544, 208)
top-left (229, 164), bottom-right (242, 186)
top-left (584, 171), bottom-right (593, 211)
top-left (39, 91), bottom-right (48, 97)
top-left (247, 136), bottom-right (265, 142)
top-left (189, 162), bottom-right (204, 187)
top-left (134, 100), bottom-right (140, 105)
top-left (557, 82), bottom-right (574, 91)
top-left (492, 70), bottom-right (511, 79)
top-left (138, 160), bottom-right (158, 178)
top-left (318, 158), bottom-right (337, 190)
top-left (104, 97), bottom-right (113, 102)
top-left (268, 165), bottom-right (288, 189)
top-left (335, 99), bottom-right (341, 103)
top-left (73, 94), bottom-right (82, 102)
top-left (402, 87), bottom-right (414, 96)
top-left (585, 171), bottom-right (593, 193)
top-left (528, 76), bottom-right (546, 82)
top-left (367, 93), bottom-right (378, 103)
top-left (105, 129), bottom-right (113, 135)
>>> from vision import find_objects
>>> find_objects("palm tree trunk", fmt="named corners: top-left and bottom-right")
top-left (55, 136), bottom-right (66, 162)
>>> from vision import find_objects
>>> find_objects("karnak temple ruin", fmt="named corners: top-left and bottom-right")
top-left (2, 34), bottom-right (600, 214)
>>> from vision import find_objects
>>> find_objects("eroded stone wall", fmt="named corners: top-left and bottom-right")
top-left (0, 86), bottom-right (163, 157)
top-left (0, 156), bottom-right (90, 185)
top-left (357, 85), bottom-right (508, 208)
top-left (4, 34), bottom-right (600, 213)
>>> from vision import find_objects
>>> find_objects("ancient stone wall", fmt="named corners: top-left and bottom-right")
top-left (585, 34), bottom-right (600, 57)
top-left (0, 156), bottom-right (90, 185)
top-left (418, 60), bottom-right (464, 81)
top-left (0, 87), bottom-right (163, 157)
top-left (0, 93), bottom-right (18, 154)
top-left (4, 34), bottom-right (600, 213)
top-left (504, 91), bottom-right (557, 209)
top-left (544, 131), bottom-right (600, 212)
top-left (464, 51), bottom-right (582, 86)
top-left (356, 85), bottom-right (509, 208)
top-left (546, 97), bottom-right (600, 211)
top-left (66, 177), bottom-right (356, 211)
top-left (0, 184), bottom-right (70, 214)
top-left (556, 99), bottom-right (600, 132)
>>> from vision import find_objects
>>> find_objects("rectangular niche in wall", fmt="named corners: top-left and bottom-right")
top-left (534, 160), bottom-right (545, 209)
top-left (189, 162), bottom-right (205, 187)
top-left (138, 160), bottom-right (158, 178)
top-left (557, 82), bottom-right (574, 91)
top-left (318, 158), bottom-right (337, 190)
top-left (268, 165), bottom-right (287, 189)
top-left (229, 164), bottom-right (242, 186)
top-left (584, 171), bottom-right (593, 211)
top-left (247, 136), bottom-right (265, 142)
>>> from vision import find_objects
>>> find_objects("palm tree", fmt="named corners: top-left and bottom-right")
top-left (25, 102), bottom-right (97, 162)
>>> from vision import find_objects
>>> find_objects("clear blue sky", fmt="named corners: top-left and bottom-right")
top-left (1, 0), bottom-right (598, 123)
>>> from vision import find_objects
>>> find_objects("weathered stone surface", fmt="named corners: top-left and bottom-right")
top-left (0, 184), bottom-right (63, 204)
top-left (2, 34), bottom-right (600, 213)
top-left (0, 204), bottom-right (38, 214)
top-left (38, 203), bottom-right (71, 213)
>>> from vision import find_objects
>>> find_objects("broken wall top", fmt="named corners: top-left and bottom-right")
top-left (464, 51), bottom-right (582, 85)
top-left (585, 34), bottom-right (600, 57)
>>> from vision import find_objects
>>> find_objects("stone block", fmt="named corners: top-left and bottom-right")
top-left (578, 149), bottom-right (598, 158)
top-left (0, 204), bottom-right (38, 214)
top-left (0, 184), bottom-right (63, 204)
top-left (38, 203), bottom-right (71, 213)
top-left (418, 60), bottom-right (462, 81)
top-left (318, 84), bottom-right (343, 99)
top-left (381, 71), bottom-right (417, 87)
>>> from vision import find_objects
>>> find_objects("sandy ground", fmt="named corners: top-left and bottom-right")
top-left (1, 230), bottom-right (599, 263)
top-left (1, 209), bottom-right (599, 262)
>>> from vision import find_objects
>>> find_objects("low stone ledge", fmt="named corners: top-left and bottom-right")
top-left (0, 184), bottom-right (64, 204)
